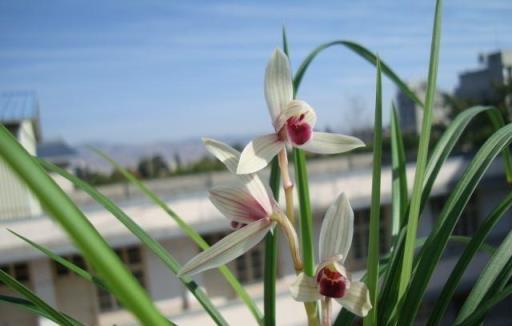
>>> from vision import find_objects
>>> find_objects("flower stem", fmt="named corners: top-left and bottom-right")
top-left (278, 148), bottom-right (295, 225)
top-left (322, 297), bottom-right (332, 326)
top-left (271, 212), bottom-right (303, 272)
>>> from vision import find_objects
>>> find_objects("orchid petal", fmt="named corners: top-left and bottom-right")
top-left (178, 219), bottom-right (274, 276)
top-left (290, 272), bottom-right (322, 302)
top-left (298, 132), bottom-right (365, 154)
top-left (265, 48), bottom-right (293, 126)
top-left (275, 99), bottom-right (317, 131)
top-left (336, 281), bottom-right (372, 317)
top-left (202, 137), bottom-right (240, 174)
top-left (237, 133), bottom-right (285, 174)
top-left (319, 193), bottom-right (354, 263)
top-left (209, 182), bottom-right (271, 224)
top-left (203, 138), bottom-right (276, 212)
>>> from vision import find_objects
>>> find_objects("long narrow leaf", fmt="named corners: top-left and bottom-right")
top-left (457, 284), bottom-right (512, 326)
top-left (39, 159), bottom-right (228, 325)
top-left (398, 0), bottom-right (443, 300)
top-left (8, 230), bottom-right (108, 290)
top-left (264, 157), bottom-right (281, 326)
top-left (0, 294), bottom-right (85, 326)
top-left (92, 150), bottom-right (262, 323)
top-left (364, 58), bottom-right (382, 326)
top-left (0, 125), bottom-right (168, 326)
top-left (399, 123), bottom-right (512, 324)
top-left (390, 104), bottom-right (408, 236)
top-left (455, 230), bottom-right (512, 323)
top-left (427, 191), bottom-right (512, 325)
top-left (293, 41), bottom-right (423, 108)
top-left (421, 106), bottom-right (497, 212)
top-left (0, 270), bottom-right (77, 326)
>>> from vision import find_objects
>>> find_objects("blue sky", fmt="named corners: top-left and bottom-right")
top-left (1, 0), bottom-right (511, 144)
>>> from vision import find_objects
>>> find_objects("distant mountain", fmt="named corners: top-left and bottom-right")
top-left (71, 135), bottom-right (254, 173)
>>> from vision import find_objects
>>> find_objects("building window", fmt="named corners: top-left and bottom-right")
top-left (430, 194), bottom-right (479, 236)
top-left (351, 207), bottom-right (391, 263)
top-left (54, 254), bottom-right (87, 277)
top-left (0, 262), bottom-right (30, 283)
top-left (96, 246), bottom-right (146, 312)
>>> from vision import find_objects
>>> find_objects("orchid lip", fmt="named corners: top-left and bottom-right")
top-left (285, 114), bottom-right (313, 146)
top-left (315, 263), bottom-right (350, 299)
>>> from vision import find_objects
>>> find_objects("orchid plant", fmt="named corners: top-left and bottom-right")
top-left (2, 1), bottom-right (512, 325)
top-left (179, 49), bottom-right (367, 325)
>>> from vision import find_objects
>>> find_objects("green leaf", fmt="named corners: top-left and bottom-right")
top-left (293, 41), bottom-right (423, 108)
top-left (0, 270), bottom-right (78, 326)
top-left (8, 230), bottom-right (108, 291)
top-left (398, 123), bottom-right (512, 324)
top-left (264, 157), bottom-right (281, 326)
top-left (364, 58), bottom-right (382, 326)
top-left (92, 150), bottom-right (262, 324)
top-left (0, 125), bottom-right (168, 326)
top-left (421, 106), bottom-right (497, 213)
top-left (426, 191), bottom-right (512, 325)
top-left (398, 0), bottom-right (443, 301)
top-left (39, 159), bottom-right (227, 325)
top-left (455, 230), bottom-right (512, 323)
top-left (456, 284), bottom-right (512, 326)
top-left (390, 103), bottom-right (408, 236)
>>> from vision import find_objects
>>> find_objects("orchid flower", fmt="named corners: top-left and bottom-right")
top-left (290, 193), bottom-right (372, 319)
top-left (237, 49), bottom-right (365, 174)
top-left (178, 138), bottom-right (301, 276)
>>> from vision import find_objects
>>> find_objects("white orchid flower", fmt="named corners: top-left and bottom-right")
top-left (290, 193), bottom-right (372, 317)
top-left (237, 49), bottom-right (365, 174)
top-left (179, 138), bottom-right (301, 276)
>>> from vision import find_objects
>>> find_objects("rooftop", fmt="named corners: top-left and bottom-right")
top-left (0, 91), bottom-right (41, 140)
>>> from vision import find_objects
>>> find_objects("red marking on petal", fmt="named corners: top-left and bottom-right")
top-left (286, 115), bottom-right (312, 145)
top-left (230, 221), bottom-right (248, 229)
top-left (316, 265), bottom-right (347, 298)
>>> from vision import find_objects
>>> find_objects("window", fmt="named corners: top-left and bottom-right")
top-left (0, 262), bottom-right (30, 283)
top-left (54, 254), bottom-right (87, 277)
top-left (351, 207), bottom-right (391, 263)
top-left (96, 246), bottom-right (146, 312)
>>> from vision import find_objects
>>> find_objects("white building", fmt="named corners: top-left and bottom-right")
top-left (396, 81), bottom-right (450, 134)
top-left (455, 50), bottom-right (512, 103)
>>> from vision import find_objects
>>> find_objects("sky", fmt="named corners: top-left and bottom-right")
top-left (0, 0), bottom-right (511, 144)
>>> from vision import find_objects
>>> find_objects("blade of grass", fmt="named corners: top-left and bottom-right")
top-left (0, 269), bottom-right (79, 326)
top-left (390, 103), bottom-right (408, 237)
top-left (293, 41), bottom-right (423, 108)
top-left (426, 191), bottom-right (512, 325)
top-left (456, 284), bottom-right (512, 326)
top-left (92, 150), bottom-right (262, 324)
top-left (39, 159), bottom-right (228, 325)
top-left (364, 58), bottom-right (382, 326)
top-left (8, 230), bottom-right (108, 290)
top-left (398, 0), bottom-right (443, 301)
top-left (398, 123), bottom-right (512, 325)
top-left (0, 125), bottom-right (168, 326)
top-left (455, 230), bottom-right (512, 323)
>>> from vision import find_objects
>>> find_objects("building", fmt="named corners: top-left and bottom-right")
top-left (0, 92), bottom-right (43, 221)
top-left (455, 50), bottom-right (512, 103)
top-left (396, 81), bottom-right (450, 134)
